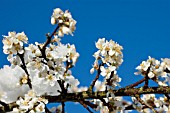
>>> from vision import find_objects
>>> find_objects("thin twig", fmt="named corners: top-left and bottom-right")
top-left (100, 98), bottom-right (114, 111)
top-left (45, 105), bottom-right (52, 113)
top-left (17, 53), bottom-right (32, 89)
top-left (0, 101), bottom-right (8, 111)
top-left (82, 100), bottom-right (98, 109)
top-left (144, 66), bottom-right (151, 88)
top-left (125, 78), bottom-right (146, 88)
top-left (79, 100), bottom-right (93, 113)
top-left (0, 102), bottom-right (18, 112)
top-left (164, 68), bottom-right (170, 73)
top-left (58, 80), bottom-right (66, 113)
top-left (42, 25), bottom-right (60, 50)
top-left (40, 25), bottom-right (60, 61)
top-left (106, 71), bottom-right (114, 86)
top-left (144, 75), bottom-right (149, 88)
top-left (88, 63), bottom-right (103, 91)
top-left (165, 94), bottom-right (170, 100)
top-left (63, 61), bottom-right (73, 77)
top-left (61, 102), bottom-right (65, 113)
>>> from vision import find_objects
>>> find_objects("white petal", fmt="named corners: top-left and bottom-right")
top-left (51, 17), bottom-right (56, 25)
top-left (148, 72), bottom-right (155, 78)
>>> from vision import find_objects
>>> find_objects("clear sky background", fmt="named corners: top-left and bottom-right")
top-left (0, 0), bottom-right (170, 113)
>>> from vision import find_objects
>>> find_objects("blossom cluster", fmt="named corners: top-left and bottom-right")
top-left (132, 94), bottom-right (170, 112)
top-left (13, 90), bottom-right (48, 113)
top-left (95, 38), bottom-right (123, 68)
top-left (1, 6), bottom-right (170, 113)
top-left (91, 38), bottom-right (123, 90)
top-left (51, 8), bottom-right (76, 37)
top-left (46, 43), bottom-right (79, 66)
top-left (2, 32), bottom-right (28, 55)
top-left (92, 96), bottom-right (130, 113)
top-left (0, 65), bottom-right (29, 104)
top-left (90, 38), bottom-right (124, 112)
top-left (0, 8), bottom-right (86, 113)
top-left (1, 36), bottom-right (82, 97)
top-left (135, 56), bottom-right (170, 86)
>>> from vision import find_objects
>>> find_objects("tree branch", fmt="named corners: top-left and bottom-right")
top-left (45, 86), bottom-right (170, 102)
top-left (1, 86), bottom-right (170, 112)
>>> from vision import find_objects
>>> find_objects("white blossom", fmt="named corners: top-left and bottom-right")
top-left (14, 90), bottom-right (48, 112)
top-left (135, 56), bottom-right (170, 86)
top-left (91, 38), bottom-right (123, 74)
top-left (2, 31), bottom-right (28, 55)
top-left (0, 65), bottom-right (29, 103)
top-left (100, 65), bottom-right (116, 77)
top-left (29, 70), bottom-right (61, 96)
top-left (64, 75), bottom-right (80, 93)
top-left (94, 80), bottom-right (106, 91)
top-left (51, 8), bottom-right (76, 37)
top-left (46, 43), bottom-right (79, 65)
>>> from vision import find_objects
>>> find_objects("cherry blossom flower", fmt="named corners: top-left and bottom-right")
top-left (51, 8), bottom-right (76, 37)
top-left (2, 31), bottom-right (28, 55)
top-left (135, 56), bottom-right (170, 86)
top-left (0, 65), bottom-right (29, 103)
top-left (94, 80), bottom-right (106, 91)
top-left (14, 90), bottom-right (48, 113)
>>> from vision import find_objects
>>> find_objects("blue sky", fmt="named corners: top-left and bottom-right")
top-left (0, 0), bottom-right (170, 113)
